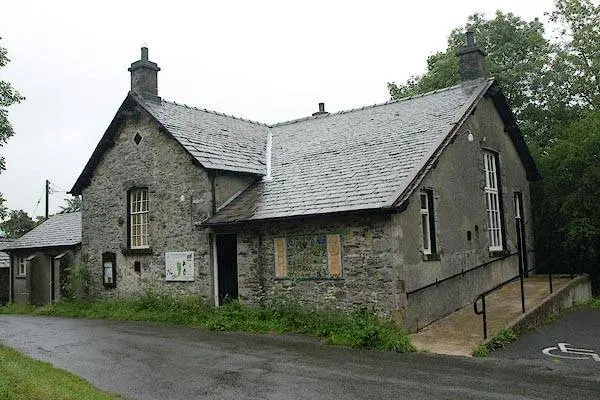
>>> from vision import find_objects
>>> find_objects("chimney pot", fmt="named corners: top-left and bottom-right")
top-left (457, 30), bottom-right (487, 82)
top-left (312, 102), bottom-right (329, 116)
top-left (466, 30), bottom-right (475, 46)
top-left (128, 47), bottom-right (161, 101)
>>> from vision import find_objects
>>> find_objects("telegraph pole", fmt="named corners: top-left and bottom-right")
top-left (45, 179), bottom-right (49, 220)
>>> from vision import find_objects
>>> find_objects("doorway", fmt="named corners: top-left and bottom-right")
top-left (514, 192), bottom-right (529, 277)
top-left (30, 256), bottom-right (51, 305)
top-left (216, 235), bottom-right (238, 304)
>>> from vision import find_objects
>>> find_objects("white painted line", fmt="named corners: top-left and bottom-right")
top-left (542, 343), bottom-right (600, 362)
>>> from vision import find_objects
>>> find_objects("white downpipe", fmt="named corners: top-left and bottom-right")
top-left (213, 236), bottom-right (219, 307)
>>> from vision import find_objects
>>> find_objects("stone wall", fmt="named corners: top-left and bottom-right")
top-left (232, 214), bottom-right (406, 319)
top-left (81, 106), bottom-right (215, 301)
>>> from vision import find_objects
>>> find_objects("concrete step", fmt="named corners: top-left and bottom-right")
top-left (410, 274), bottom-right (591, 356)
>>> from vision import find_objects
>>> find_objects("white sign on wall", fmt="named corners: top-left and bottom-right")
top-left (165, 251), bottom-right (195, 282)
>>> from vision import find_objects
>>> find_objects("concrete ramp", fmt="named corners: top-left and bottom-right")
top-left (410, 275), bottom-right (592, 356)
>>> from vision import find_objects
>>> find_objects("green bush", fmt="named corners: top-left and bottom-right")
top-left (62, 255), bottom-right (91, 300)
top-left (0, 295), bottom-right (415, 353)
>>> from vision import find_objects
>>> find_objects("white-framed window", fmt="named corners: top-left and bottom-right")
top-left (129, 188), bottom-right (149, 248)
top-left (420, 190), bottom-right (437, 255)
top-left (484, 151), bottom-right (503, 251)
top-left (16, 256), bottom-right (26, 276)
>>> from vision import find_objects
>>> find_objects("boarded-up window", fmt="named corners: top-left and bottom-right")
top-left (273, 238), bottom-right (287, 278)
top-left (275, 234), bottom-right (342, 279)
top-left (327, 234), bottom-right (342, 278)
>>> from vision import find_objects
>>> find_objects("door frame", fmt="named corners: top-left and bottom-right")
top-left (212, 235), bottom-right (219, 307)
top-left (514, 192), bottom-right (529, 277)
top-left (214, 234), bottom-right (238, 306)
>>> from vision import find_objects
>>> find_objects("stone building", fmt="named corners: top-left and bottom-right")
top-left (70, 33), bottom-right (539, 330)
top-left (2, 212), bottom-right (81, 305)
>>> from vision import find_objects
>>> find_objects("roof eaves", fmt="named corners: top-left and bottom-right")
top-left (3, 243), bottom-right (81, 253)
top-left (203, 205), bottom-right (398, 227)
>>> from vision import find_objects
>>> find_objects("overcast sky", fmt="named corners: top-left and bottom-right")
top-left (1, 0), bottom-right (555, 217)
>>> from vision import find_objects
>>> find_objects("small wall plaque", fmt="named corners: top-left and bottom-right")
top-left (165, 251), bottom-right (195, 282)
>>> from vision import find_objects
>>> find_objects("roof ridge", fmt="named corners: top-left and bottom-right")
top-left (138, 78), bottom-right (491, 130)
top-left (269, 81), bottom-right (482, 128)
top-left (159, 97), bottom-right (269, 127)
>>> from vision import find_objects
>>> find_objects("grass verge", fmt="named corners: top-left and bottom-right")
top-left (472, 328), bottom-right (517, 357)
top-left (0, 295), bottom-right (415, 353)
top-left (587, 297), bottom-right (600, 309)
top-left (0, 344), bottom-right (121, 400)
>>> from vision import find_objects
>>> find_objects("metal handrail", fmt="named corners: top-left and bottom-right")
top-left (472, 264), bottom-right (569, 339)
top-left (406, 252), bottom-right (518, 296)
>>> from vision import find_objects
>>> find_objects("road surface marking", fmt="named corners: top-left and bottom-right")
top-left (542, 343), bottom-right (600, 362)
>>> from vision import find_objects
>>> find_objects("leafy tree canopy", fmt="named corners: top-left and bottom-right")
top-left (59, 196), bottom-right (82, 213)
top-left (0, 38), bottom-right (24, 219)
top-left (387, 1), bottom-right (600, 149)
top-left (0, 210), bottom-right (39, 239)
top-left (533, 108), bottom-right (600, 287)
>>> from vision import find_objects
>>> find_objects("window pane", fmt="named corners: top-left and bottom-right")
top-left (422, 214), bottom-right (430, 251)
top-left (420, 194), bottom-right (427, 210)
top-left (484, 152), bottom-right (503, 250)
top-left (130, 188), bottom-right (149, 248)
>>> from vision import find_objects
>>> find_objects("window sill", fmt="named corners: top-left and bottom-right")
top-left (422, 253), bottom-right (441, 262)
top-left (122, 247), bottom-right (153, 256)
top-left (489, 250), bottom-right (510, 258)
top-left (15, 276), bottom-right (26, 279)
top-left (274, 277), bottom-right (345, 282)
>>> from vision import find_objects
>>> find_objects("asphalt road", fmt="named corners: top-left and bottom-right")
top-left (493, 307), bottom-right (600, 364)
top-left (0, 315), bottom-right (598, 400)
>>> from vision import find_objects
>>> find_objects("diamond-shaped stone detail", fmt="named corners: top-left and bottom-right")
top-left (133, 133), bottom-right (143, 145)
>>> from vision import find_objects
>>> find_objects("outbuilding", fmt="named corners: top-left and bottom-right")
top-left (3, 212), bottom-right (81, 305)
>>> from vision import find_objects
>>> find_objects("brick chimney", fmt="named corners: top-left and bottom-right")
top-left (457, 30), bottom-right (487, 82)
top-left (128, 47), bottom-right (161, 101)
top-left (312, 102), bottom-right (329, 116)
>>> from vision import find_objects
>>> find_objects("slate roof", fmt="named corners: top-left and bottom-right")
top-left (1, 212), bottom-right (82, 251)
top-left (141, 97), bottom-right (269, 175)
top-left (72, 75), bottom-right (538, 223)
top-left (208, 79), bottom-right (492, 224)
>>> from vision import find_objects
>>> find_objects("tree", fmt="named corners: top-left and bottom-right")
top-left (533, 109), bottom-right (600, 291)
top-left (0, 210), bottom-right (38, 239)
top-left (386, 1), bottom-right (600, 291)
top-left (549, 0), bottom-right (600, 111)
top-left (59, 196), bottom-right (82, 213)
top-left (0, 39), bottom-right (24, 219)
top-left (387, 11), bottom-right (563, 149)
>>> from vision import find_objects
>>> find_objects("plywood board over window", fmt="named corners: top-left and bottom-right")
top-left (326, 234), bottom-right (342, 278)
top-left (273, 238), bottom-right (287, 279)
top-left (274, 234), bottom-right (343, 279)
